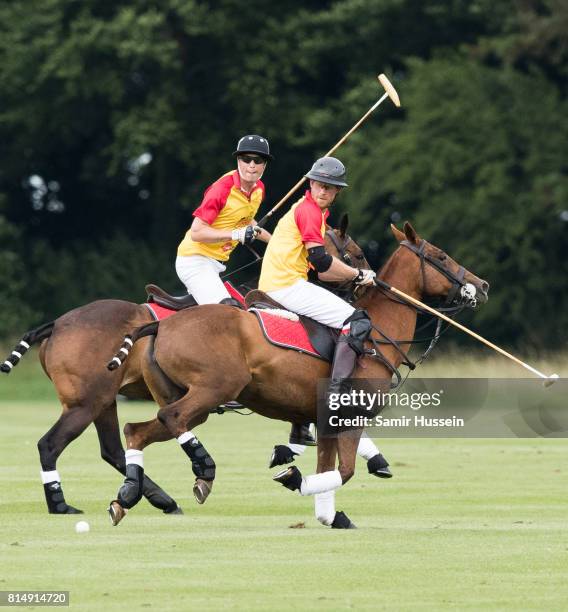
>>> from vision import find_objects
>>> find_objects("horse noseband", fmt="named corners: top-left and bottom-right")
top-left (459, 283), bottom-right (478, 308)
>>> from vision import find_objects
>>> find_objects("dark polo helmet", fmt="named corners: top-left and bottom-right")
top-left (305, 156), bottom-right (348, 187)
top-left (233, 134), bottom-right (274, 160)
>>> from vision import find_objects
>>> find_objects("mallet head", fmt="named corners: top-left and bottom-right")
top-left (543, 373), bottom-right (559, 388)
top-left (378, 74), bottom-right (401, 107)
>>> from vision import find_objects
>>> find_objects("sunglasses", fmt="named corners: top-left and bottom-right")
top-left (238, 154), bottom-right (267, 165)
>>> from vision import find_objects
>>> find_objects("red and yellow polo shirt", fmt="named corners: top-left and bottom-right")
top-left (177, 170), bottom-right (265, 262)
top-left (259, 191), bottom-right (329, 292)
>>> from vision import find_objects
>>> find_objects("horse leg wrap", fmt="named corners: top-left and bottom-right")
top-left (43, 481), bottom-right (83, 515)
top-left (269, 445), bottom-right (298, 469)
top-left (142, 474), bottom-right (181, 513)
top-left (180, 439), bottom-right (216, 480)
top-left (117, 464), bottom-right (144, 509)
top-left (331, 510), bottom-right (357, 529)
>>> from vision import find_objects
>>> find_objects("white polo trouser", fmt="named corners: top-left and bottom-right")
top-left (175, 255), bottom-right (231, 305)
top-left (267, 279), bottom-right (355, 329)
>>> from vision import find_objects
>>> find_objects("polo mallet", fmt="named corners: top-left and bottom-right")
top-left (257, 74), bottom-right (400, 228)
top-left (375, 279), bottom-right (560, 387)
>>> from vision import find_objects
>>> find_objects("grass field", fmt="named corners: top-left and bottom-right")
top-left (1, 352), bottom-right (567, 610)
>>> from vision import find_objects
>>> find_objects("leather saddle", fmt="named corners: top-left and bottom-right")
top-left (245, 290), bottom-right (339, 362)
top-left (145, 285), bottom-right (339, 361)
top-left (145, 284), bottom-right (197, 311)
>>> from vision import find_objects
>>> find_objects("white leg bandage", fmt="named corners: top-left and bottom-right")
top-left (40, 470), bottom-right (61, 484)
top-left (287, 443), bottom-right (306, 455)
top-left (314, 491), bottom-right (336, 526)
top-left (357, 433), bottom-right (380, 460)
top-left (177, 431), bottom-right (196, 445)
top-left (300, 469), bottom-right (342, 496)
top-left (125, 449), bottom-right (144, 468)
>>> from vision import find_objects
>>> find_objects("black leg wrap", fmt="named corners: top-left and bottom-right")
top-left (180, 439), bottom-right (216, 480)
top-left (269, 445), bottom-right (298, 469)
top-left (43, 482), bottom-right (83, 514)
top-left (331, 510), bottom-right (357, 529)
top-left (367, 453), bottom-right (393, 478)
top-left (117, 464), bottom-right (144, 509)
top-left (142, 474), bottom-right (181, 513)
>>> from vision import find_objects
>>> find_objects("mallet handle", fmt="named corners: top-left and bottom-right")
top-left (383, 283), bottom-right (551, 380)
top-left (257, 86), bottom-right (394, 227)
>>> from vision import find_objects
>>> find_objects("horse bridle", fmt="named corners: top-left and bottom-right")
top-left (325, 228), bottom-right (353, 265)
top-left (398, 239), bottom-right (478, 308)
top-left (367, 238), bottom-right (481, 388)
top-left (323, 229), bottom-right (366, 301)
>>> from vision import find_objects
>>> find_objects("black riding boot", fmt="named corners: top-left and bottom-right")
top-left (289, 423), bottom-right (317, 446)
top-left (327, 310), bottom-right (372, 399)
top-left (327, 338), bottom-right (359, 397)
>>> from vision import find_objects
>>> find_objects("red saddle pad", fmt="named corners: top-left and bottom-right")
top-left (252, 309), bottom-right (321, 359)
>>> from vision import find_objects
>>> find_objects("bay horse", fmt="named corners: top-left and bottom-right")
top-left (1, 219), bottom-right (365, 515)
top-left (106, 222), bottom-right (489, 527)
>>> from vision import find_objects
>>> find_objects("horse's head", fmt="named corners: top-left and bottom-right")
top-left (390, 222), bottom-right (489, 308)
top-left (325, 213), bottom-right (370, 269)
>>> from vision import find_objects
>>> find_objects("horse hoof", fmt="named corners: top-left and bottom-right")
top-left (108, 500), bottom-right (128, 526)
top-left (331, 510), bottom-right (357, 529)
top-left (273, 466), bottom-right (302, 492)
top-left (48, 505), bottom-right (84, 515)
top-left (193, 479), bottom-right (213, 505)
top-left (164, 504), bottom-right (184, 515)
top-left (331, 512), bottom-right (357, 529)
top-left (367, 453), bottom-right (393, 479)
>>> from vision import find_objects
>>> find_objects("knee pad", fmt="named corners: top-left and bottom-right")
top-left (343, 310), bottom-right (372, 355)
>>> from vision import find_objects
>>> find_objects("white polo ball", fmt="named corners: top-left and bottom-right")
top-left (75, 520), bottom-right (90, 534)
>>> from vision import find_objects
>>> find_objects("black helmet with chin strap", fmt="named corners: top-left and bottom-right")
top-left (233, 134), bottom-right (274, 160)
top-left (305, 156), bottom-right (348, 187)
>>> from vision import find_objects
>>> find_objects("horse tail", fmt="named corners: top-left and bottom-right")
top-left (107, 321), bottom-right (159, 371)
top-left (1, 321), bottom-right (55, 374)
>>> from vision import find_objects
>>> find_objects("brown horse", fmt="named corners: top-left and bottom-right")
top-left (107, 222), bottom-right (489, 527)
top-left (1, 219), bottom-right (365, 515)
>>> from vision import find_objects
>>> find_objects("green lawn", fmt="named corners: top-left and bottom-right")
top-left (1, 394), bottom-right (567, 611)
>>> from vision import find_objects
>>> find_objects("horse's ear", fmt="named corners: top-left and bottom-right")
top-left (338, 213), bottom-right (349, 238)
top-left (390, 223), bottom-right (406, 243)
top-left (403, 221), bottom-right (420, 244)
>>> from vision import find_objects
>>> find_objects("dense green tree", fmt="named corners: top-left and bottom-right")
top-left (0, 215), bottom-right (38, 336)
top-left (340, 57), bottom-right (568, 348)
top-left (0, 0), bottom-right (565, 349)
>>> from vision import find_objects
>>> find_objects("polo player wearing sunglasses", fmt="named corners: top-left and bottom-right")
top-left (176, 135), bottom-right (273, 306)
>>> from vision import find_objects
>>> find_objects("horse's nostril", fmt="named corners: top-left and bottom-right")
top-left (481, 281), bottom-right (490, 294)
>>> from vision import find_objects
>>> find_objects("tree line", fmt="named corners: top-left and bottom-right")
top-left (1, 0), bottom-right (567, 350)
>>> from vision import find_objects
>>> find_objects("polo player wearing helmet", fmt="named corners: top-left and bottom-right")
top-left (175, 135), bottom-right (317, 447)
top-left (259, 157), bottom-right (391, 521)
top-left (176, 134), bottom-right (273, 306)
